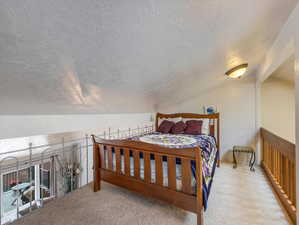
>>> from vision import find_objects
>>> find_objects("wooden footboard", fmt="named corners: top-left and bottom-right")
top-left (91, 136), bottom-right (204, 225)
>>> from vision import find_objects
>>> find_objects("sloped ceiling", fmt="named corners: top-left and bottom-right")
top-left (270, 55), bottom-right (295, 85)
top-left (0, 0), bottom-right (298, 114)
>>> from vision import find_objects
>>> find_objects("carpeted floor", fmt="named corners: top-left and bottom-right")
top-left (12, 164), bottom-right (292, 225)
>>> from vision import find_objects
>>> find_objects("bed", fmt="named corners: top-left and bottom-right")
top-left (91, 113), bottom-right (220, 225)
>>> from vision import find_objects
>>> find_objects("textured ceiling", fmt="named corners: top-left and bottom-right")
top-left (0, 0), bottom-right (298, 114)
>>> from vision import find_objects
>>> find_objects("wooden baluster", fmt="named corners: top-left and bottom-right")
top-left (144, 152), bottom-right (151, 183)
top-left (269, 144), bottom-right (272, 168)
top-left (279, 151), bottom-right (282, 185)
top-left (100, 145), bottom-right (106, 169)
top-left (280, 154), bottom-right (288, 195)
top-left (285, 159), bottom-right (290, 200)
top-left (264, 140), bottom-right (269, 167)
top-left (276, 150), bottom-right (279, 183)
top-left (115, 147), bottom-right (121, 174)
top-left (290, 162), bottom-right (294, 205)
top-left (276, 149), bottom-right (281, 184)
top-left (264, 141), bottom-right (267, 167)
top-left (155, 154), bottom-right (163, 186)
top-left (291, 163), bottom-right (296, 206)
top-left (271, 146), bottom-right (275, 177)
top-left (275, 147), bottom-right (278, 177)
top-left (267, 142), bottom-right (270, 169)
top-left (124, 148), bottom-right (131, 176)
top-left (279, 155), bottom-right (286, 194)
top-left (289, 161), bottom-right (293, 204)
top-left (288, 160), bottom-right (292, 203)
top-left (265, 141), bottom-right (267, 164)
top-left (181, 158), bottom-right (192, 194)
top-left (269, 143), bottom-right (272, 169)
top-left (133, 150), bottom-right (140, 179)
top-left (274, 145), bottom-right (276, 175)
top-left (278, 151), bottom-right (281, 184)
top-left (108, 146), bottom-right (113, 170)
top-left (275, 147), bottom-right (278, 178)
top-left (167, 156), bottom-right (176, 190)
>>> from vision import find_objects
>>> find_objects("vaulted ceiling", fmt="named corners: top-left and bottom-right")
top-left (0, 0), bottom-right (297, 114)
top-left (270, 55), bottom-right (295, 85)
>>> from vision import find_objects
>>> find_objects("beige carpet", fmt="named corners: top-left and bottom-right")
top-left (12, 164), bottom-right (292, 225)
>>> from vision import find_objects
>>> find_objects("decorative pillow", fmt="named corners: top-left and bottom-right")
top-left (157, 120), bottom-right (175, 133)
top-left (171, 121), bottom-right (187, 134)
top-left (182, 118), bottom-right (210, 135)
top-left (158, 117), bottom-right (182, 126)
top-left (185, 120), bottom-right (203, 135)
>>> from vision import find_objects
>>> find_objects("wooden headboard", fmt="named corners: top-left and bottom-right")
top-left (156, 112), bottom-right (220, 165)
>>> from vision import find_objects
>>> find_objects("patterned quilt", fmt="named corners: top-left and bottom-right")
top-left (130, 132), bottom-right (218, 210)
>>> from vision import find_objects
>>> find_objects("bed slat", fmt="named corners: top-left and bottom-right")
top-left (168, 156), bottom-right (176, 190)
top-left (155, 154), bottom-right (163, 186)
top-left (133, 150), bottom-right (140, 178)
top-left (100, 145), bottom-right (106, 169)
top-left (144, 152), bottom-right (151, 183)
top-left (124, 148), bottom-right (131, 176)
top-left (108, 146), bottom-right (113, 170)
top-left (181, 158), bottom-right (192, 194)
top-left (115, 147), bottom-right (121, 174)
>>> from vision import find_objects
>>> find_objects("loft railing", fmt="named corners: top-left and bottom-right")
top-left (0, 124), bottom-right (154, 225)
top-left (260, 128), bottom-right (296, 224)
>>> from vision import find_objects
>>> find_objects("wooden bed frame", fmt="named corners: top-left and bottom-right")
top-left (91, 113), bottom-right (220, 225)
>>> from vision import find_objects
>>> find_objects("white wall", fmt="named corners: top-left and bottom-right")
top-left (158, 77), bottom-right (256, 163)
top-left (0, 113), bottom-right (153, 139)
top-left (261, 77), bottom-right (295, 143)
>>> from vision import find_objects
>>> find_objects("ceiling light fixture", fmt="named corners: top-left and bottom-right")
top-left (225, 63), bottom-right (248, 79)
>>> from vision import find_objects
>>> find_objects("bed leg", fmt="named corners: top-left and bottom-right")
top-left (197, 209), bottom-right (204, 225)
top-left (93, 170), bottom-right (101, 192)
top-left (217, 159), bottom-right (220, 167)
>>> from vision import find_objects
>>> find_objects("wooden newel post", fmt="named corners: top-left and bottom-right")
top-left (91, 135), bottom-right (101, 192)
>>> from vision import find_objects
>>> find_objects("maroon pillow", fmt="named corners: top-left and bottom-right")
top-left (171, 121), bottom-right (187, 134)
top-left (157, 120), bottom-right (175, 133)
top-left (185, 120), bottom-right (203, 135)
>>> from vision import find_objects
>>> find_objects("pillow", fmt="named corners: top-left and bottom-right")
top-left (171, 121), bottom-right (187, 134)
top-left (157, 120), bottom-right (175, 133)
top-left (158, 117), bottom-right (182, 126)
top-left (185, 120), bottom-right (203, 135)
top-left (182, 118), bottom-right (209, 135)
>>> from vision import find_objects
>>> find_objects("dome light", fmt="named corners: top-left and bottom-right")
top-left (225, 63), bottom-right (248, 78)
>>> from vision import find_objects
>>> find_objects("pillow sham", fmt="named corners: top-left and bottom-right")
top-left (170, 121), bottom-right (187, 134)
top-left (185, 120), bottom-right (203, 135)
top-left (158, 117), bottom-right (182, 127)
top-left (157, 120), bottom-right (175, 133)
top-left (182, 118), bottom-right (209, 135)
